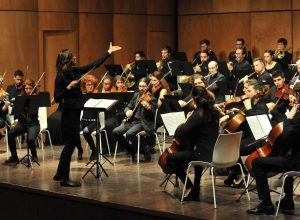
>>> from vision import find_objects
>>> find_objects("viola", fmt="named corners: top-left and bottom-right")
top-left (245, 122), bottom-right (283, 172)
top-left (275, 84), bottom-right (294, 101)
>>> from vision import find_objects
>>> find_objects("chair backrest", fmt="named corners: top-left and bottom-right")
top-left (38, 107), bottom-right (48, 131)
top-left (212, 131), bottom-right (243, 168)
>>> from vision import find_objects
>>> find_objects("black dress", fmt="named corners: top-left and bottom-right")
top-left (54, 51), bottom-right (111, 181)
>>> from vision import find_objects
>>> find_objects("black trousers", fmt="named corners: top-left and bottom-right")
top-left (55, 109), bottom-right (81, 180)
top-left (8, 122), bottom-right (40, 158)
top-left (80, 121), bottom-right (97, 150)
top-left (252, 156), bottom-right (293, 203)
top-left (166, 150), bottom-right (203, 189)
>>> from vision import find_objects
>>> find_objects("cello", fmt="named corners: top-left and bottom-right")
top-left (245, 122), bottom-right (283, 172)
top-left (158, 138), bottom-right (180, 174)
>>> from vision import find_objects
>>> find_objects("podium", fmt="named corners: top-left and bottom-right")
top-left (12, 92), bottom-right (51, 168)
top-left (81, 96), bottom-right (118, 180)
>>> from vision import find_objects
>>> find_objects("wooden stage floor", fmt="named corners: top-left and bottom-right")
top-left (0, 141), bottom-right (299, 219)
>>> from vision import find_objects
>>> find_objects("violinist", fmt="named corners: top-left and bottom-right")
top-left (150, 71), bottom-right (171, 108)
top-left (53, 43), bottom-right (121, 187)
top-left (4, 79), bottom-right (40, 165)
top-left (6, 70), bottom-right (24, 102)
top-left (220, 79), bottom-right (269, 187)
top-left (268, 70), bottom-right (293, 125)
top-left (165, 86), bottom-right (219, 201)
top-left (112, 77), bottom-right (157, 162)
top-left (247, 83), bottom-right (300, 216)
top-left (112, 75), bottom-right (128, 92)
top-left (101, 76), bottom-right (114, 93)
top-left (79, 74), bottom-right (99, 161)
top-left (205, 61), bottom-right (226, 104)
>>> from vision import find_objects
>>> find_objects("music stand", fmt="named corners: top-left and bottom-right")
top-left (172, 52), bottom-right (188, 61)
top-left (105, 64), bottom-right (124, 77)
top-left (12, 92), bottom-right (51, 168)
top-left (81, 96), bottom-right (118, 180)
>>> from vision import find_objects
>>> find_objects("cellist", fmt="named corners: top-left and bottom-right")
top-left (247, 82), bottom-right (300, 215)
top-left (219, 79), bottom-right (269, 187)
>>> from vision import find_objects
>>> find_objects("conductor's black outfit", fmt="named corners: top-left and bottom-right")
top-left (54, 52), bottom-right (110, 183)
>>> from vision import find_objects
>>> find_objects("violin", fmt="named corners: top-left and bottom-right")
top-left (275, 84), bottom-right (294, 101)
top-left (139, 91), bottom-right (152, 109)
top-left (151, 84), bottom-right (162, 94)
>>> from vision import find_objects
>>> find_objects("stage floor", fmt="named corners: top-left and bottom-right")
top-left (0, 141), bottom-right (299, 219)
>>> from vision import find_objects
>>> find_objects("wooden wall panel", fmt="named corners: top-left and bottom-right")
top-left (79, 13), bottom-right (113, 77)
top-left (78, 0), bottom-right (113, 13)
top-left (38, 0), bottom-right (78, 12)
top-left (178, 13), bottom-right (251, 62)
top-left (292, 12), bottom-right (300, 61)
top-left (147, 0), bottom-right (176, 15)
top-left (251, 0), bottom-right (291, 11)
top-left (113, 15), bottom-right (147, 65)
top-left (0, 0), bottom-right (37, 10)
top-left (113, 0), bottom-right (147, 14)
top-left (250, 11), bottom-right (292, 59)
top-left (292, 0), bottom-right (300, 10)
top-left (0, 12), bottom-right (38, 88)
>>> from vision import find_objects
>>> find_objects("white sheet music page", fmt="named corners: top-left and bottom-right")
top-left (246, 114), bottom-right (271, 140)
top-left (161, 111), bottom-right (186, 136)
top-left (257, 114), bottom-right (272, 136)
top-left (84, 98), bottom-right (116, 109)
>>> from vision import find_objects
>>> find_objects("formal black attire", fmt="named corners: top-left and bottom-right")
top-left (7, 100), bottom-right (40, 159)
top-left (6, 84), bottom-right (23, 102)
top-left (54, 51), bottom-right (111, 181)
top-left (275, 51), bottom-right (292, 82)
top-left (193, 50), bottom-right (218, 63)
top-left (251, 111), bottom-right (300, 206)
top-left (228, 50), bottom-right (252, 64)
top-left (112, 92), bottom-right (157, 158)
top-left (0, 101), bottom-right (8, 129)
top-left (206, 72), bottom-right (226, 104)
top-left (161, 58), bottom-right (177, 92)
top-left (166, 108), bottom-right (219, 192)
top-left (265, 62), bottom-right (282, 75)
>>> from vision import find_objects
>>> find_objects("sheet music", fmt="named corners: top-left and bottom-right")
top-left (161, 111), bottom-right (186, 136)
top-left (246, 114), bottom-right (272, 140)
top-left (84, 98), bottom-right (117, 109)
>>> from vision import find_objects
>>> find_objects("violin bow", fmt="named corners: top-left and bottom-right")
top-left (95, 70), bottom-right (109, 90)
top-left (30, 72), bottom-right (45, 95)
top-left (77, 66), bottom-right (96, 84)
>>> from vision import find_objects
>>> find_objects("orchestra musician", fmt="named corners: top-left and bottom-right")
top-left (112, 77), bottom-right (157, 162)
top-left (53, 43), bottom-right (121, 187)
top-left (193, 39), bottom-right (218, 64)
top-left (289, 59), bottom-right (300, 88)
top-left (165, 86), bottom-right (219, 201)
top-left (125, 51), bottom-right (146, 90)
top-left (219, 79), bottom-right (269, 187)
top-left (112, 75), bottom-right (128, 92)
top-left (228, 38), bottom-right (252, 64)
top-left (247, 83), bottom-right (300, 216)
top-left (150, 71), bottom-right (171, 108)
top-left (193, 50), bottom-right (210, 76)
top-left (101, 76), bottom-right (115, 93)
top-left (0, 76), bottom-right (9, 139)
top-left (6, 70), bottom-right (24, 102)
top-left (79, 74), bottom-right (99, 161)
top-left (268, 70), bottom-right (293, 125)
top-left (156, 45), bottom-right (177, 92)
top-left (264, 50), bottom-right (282, 74)
top-left (4, 79), bottom-right (40, 165)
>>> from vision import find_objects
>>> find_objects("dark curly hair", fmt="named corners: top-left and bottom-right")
top-left (56, 49), bottom-right (75, 74)
top-left (192, 86), bottom-right (214, 110)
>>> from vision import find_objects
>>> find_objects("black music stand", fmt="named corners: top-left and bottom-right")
top-left (12, 92), bottom-right (51, 168)
top-left (172, 52), bottom-right (188, 62)
top-left (105, 64), bottom-right (124, 77)
top-left (81, 96), bottom-right (118, 180)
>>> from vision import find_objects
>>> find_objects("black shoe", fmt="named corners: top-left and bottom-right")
top-left (53, 174), bottom-right (62, 182)
top-left (4, 156), bottom-right (19, 165)
top-left (276, 198), bottom-right (295, 210)
top-left (60, 179), bottom-right (81, 187)
top-left (89, 150), bottom-right (97, 161)
top-left (77, 150), bottom-right (83, 160)
top-left (247, 202), bottom-right (275, 215)
top-left (143, 145), bottom-right (151, 162)
top-left (183, 186), bottom-right (200, 201)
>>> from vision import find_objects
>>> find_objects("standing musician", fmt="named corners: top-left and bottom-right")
top-left (205, 61), bottom-right (226, 104)
top-left (156, 45), bottom-right (177, 92)
top-left (247, 83), bottom-right (300, 216)
top-left (53, 43), bottom-right (121, 187)
top-left (219, 79), bottom-right (269, 186)
top-left (6, 70), bottom-right (24, 102)
top-left (112, 77), bottom-right (157, 162)
top-left (264, 50), bottom-right (282, 74)
top-left (4, 79), bottom-right (40, 165)
top-left (79, 74), bottom-right (99, 161)
top-left (228, 38), bottom-right (252, 64)
top-left (165, 86), bottom-right (219, 201)
top-left (268, 70), bottom-right (293, 125)
top-left (111, 75), bottom-right (128, 92)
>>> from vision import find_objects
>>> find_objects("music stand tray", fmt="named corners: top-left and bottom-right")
top-left (81, 97), bottom-right (118, 180)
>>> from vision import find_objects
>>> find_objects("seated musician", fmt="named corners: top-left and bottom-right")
top-left (112, 75), bottom-right (128, 92)
top-left (264, 50), bottom-right (282, 74)
top-left (79, 74), bottom-right (99, 161)
top-left (112, 77), bottom-right (157, 162)
top-left (268, 70), bottom-right (292, 125)
top-left (219, 79), bottom-right (269, 186)
top-left (6, 70), bottom-right (24, 102)
top-left (101, 76), bottom-right (114, 93)
top-left (0, 77), bottom-right (9, 138)
top-left (166, 86), bottom-right (219, 201)
top-left (228, 38), bottom-right (252, 64)
top-left (5, 79), bottom-right (40, 165)
top-left (289, 59), bottom-right (300, 88)
top-left (150, 71), bottom-right (171, 108)
top-left (247, 82), bottom-right (300, 215)
top-left (193, 50), bottom-right (210, 76)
